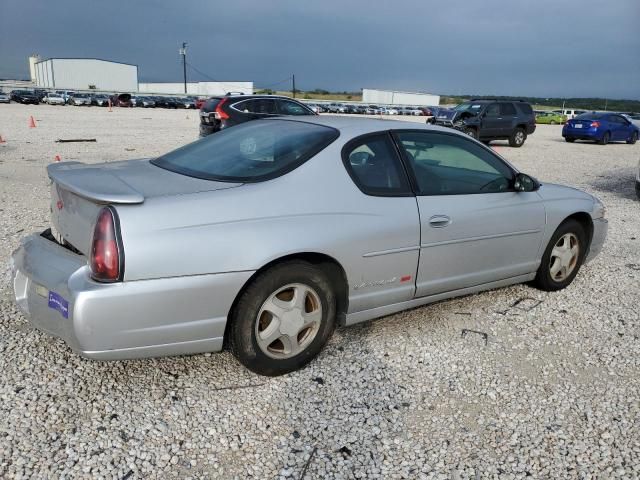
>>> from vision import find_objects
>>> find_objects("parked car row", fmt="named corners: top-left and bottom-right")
top-left (2, 88), bottom-right (202, 109)
top-left (304, 102), bottom-right (440, 117)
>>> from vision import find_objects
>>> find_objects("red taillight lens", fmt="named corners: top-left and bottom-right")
top-left (591, 121), bottom-right (600, 128)
top-left (214, 97), bottom-right (229, 120)
top-left (90, 207), bottom-right (122, 282)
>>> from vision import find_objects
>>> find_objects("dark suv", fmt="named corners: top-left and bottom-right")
top-left (199, 95), bottom-right (316, 137)
top-left (433, 99), bottom-right (536, 147)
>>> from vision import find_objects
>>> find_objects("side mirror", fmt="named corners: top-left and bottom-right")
top-left (513, 173), bottom-right (539, 192)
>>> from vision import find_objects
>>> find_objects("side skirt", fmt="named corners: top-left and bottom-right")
top-left (344, 273), bottom-right (536, 326)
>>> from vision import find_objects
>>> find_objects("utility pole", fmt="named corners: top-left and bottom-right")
top-left (604, 98), bottom-right (608, 111)
top-left (179, 42), bottom-right (188, 94)
top-left (292, 74), bottom-right (296, 99)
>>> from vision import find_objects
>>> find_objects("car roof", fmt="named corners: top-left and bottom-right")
top-left (263, 115), bottom-right (463, 138)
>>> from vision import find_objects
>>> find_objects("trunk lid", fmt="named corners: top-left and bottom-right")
top-left (48, 159), bottom-right (242, 254)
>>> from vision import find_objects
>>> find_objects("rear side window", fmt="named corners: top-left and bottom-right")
top-left (152, 120), bottom-right (339, 182)
top-left (278, 100), bottom-right (312, 115)
top-left (342, 134), bottom-right (411, 196)
top-left (499, 103), bottom-right (517, 115)
top-left (516, 103), bottom-right (533, 114)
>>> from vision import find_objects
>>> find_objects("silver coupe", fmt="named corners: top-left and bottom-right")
top-left (11, 117), bottom-right (607, 375)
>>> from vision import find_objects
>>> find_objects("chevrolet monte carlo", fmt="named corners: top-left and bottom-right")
top-left (11, 117), bottom-right (607, 375)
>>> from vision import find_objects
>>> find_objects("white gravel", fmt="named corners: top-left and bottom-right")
top-left (0, 104), bottom-right (639, 479)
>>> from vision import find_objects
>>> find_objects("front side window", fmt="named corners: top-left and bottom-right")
top-left (152, 120), bottom-right (338, 182)
top-left (396, 131), bottom-right (514, 195)
top-left (342, 134), bottom-right (410, 196)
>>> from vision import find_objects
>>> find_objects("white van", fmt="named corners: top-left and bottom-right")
top-left (552, 109), bottom-right (586, 120)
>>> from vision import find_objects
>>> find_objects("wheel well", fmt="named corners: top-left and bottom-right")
top-left (564, 212), bottom-right (594, 250)
top-left (223, 253), bottom-right (349, 347)
top-left (515, 124), bottom-right (527, 131)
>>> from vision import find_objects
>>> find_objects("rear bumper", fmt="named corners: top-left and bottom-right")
top-left (562, 127), bottom-right (599, 139)
top-left (11, 233), bottom-right (254, 360)
top-left (585, 217), bottom-right (608, 263)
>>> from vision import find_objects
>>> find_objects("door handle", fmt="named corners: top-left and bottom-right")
top-left (429, 215), bottom-right (451, 228)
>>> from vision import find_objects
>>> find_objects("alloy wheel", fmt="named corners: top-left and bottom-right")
top-left (255, 283), bottom-right (323, 359)
top-left (549, 233), bottom-right (580, 282)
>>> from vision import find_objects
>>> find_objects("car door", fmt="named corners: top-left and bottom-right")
top-left (393, 130), bottom-right (546, 297)
top-left (479, 103), bottom-right (502, 137)
top-left (341, 132), bottom-right (421, 312)
top-left (498, 102), bottom-right (518, 135)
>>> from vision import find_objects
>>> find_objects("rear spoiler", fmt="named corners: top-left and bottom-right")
top-left (47, 162), bottom-right (145, 204)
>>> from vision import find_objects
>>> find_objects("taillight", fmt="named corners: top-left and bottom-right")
top-left (590, 121), bottom-right (600, 128)
top-left (214, 98), bottom-right (229, 120)
top-left (90, 206), bottom-right (123, 282)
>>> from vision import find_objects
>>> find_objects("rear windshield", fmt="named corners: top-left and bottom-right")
top-left (201, 98), bottom-right (221, 112)
top-left (151, 119), bottom-right (339, 182)
top-left (575, 112), bottom-right (606, 119)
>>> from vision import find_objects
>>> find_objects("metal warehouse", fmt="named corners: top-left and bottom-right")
top-left (32, 58), bottom-right (138, 92)
top-left (362, 88), bottom-right (440, 106)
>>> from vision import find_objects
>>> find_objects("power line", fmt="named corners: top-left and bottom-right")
top-left (185, 62), bottom-right (293, 92)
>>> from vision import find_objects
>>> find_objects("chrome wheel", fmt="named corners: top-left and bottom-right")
top-left (549, 233), bottom-right (580, 282)
top-left (255, 283), bottom-right (323, 359)
top-left (515, 131), bottom-right (525, 145)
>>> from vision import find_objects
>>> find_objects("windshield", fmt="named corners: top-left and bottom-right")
top-left (151, 119), bottom-right (339, 182)
top-left (453, 103), bottom-right (484, 112)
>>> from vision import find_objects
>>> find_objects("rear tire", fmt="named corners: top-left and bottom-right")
top-left (627, 131), bottom-right (638, 145)
top-left (565, 137), bottom-right (575, 143)
top-left (598, 132), bottom-right (610, 145)
top-left (463, 127), bottom-right (478, 139)
top-left (533, 220), bottom-right (587, 291)
top-left (229, 261), bottom-right (336, 376)
top-left (509, 128), bottom-right (526, 147)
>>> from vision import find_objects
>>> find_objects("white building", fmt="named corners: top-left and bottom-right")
top-left (138, 81), bottom-right (253, 96)
top-left (33, 58), bottom-right (138, 92)
top-left (362, 88), bottom-right (440, 106)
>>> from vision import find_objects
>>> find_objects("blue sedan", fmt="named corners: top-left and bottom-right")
top-left (563, 112), bottom-right (639, 145)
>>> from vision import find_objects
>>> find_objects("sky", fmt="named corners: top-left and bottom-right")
top-left (1, 0), bottom-right (639, 99)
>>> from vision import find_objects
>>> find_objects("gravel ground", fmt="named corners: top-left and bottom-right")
top-left (0, 104), bottom-right (639, 479)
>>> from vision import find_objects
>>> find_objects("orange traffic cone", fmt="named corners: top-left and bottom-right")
top-left (54, 155), bottom-right (61, 162)
top-left (0, 134), bottom-right (6, 144)
top-left (29, 116), bottom-right (37, 128)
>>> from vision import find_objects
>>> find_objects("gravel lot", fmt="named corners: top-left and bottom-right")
top-left (0, 104), bottom-right (639, 479)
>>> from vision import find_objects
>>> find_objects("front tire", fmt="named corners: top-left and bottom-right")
top-left (509, 128), bottom-right (527, 147)
top-left (463, 127), bottom-right (478, 139)
top-left (533, 219), bottom-right (587, 291)
top-left (229, 261), bottom-right (336, 376)
top-left (627, 131), bottom-right (638, 145)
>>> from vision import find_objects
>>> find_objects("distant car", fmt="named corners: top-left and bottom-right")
top-left (91, 94), bottom-right (110, 107)
top-left (562, 112), bottom-right (639, 145)
top-left (199, 94), bottom-right (316, 137)
top-left (178, 97), bottom-right (197, 109)
top-left (130, 96), bottom-right (141, 107)
top-left (380, 107), bottom-right (398, 115)
top-left (536, 112), bottom-right (567, 125)
top-left (111, 93), bottom-right (132, 107)
top-left (10, 90), bottom-right (39, 104)
top-left (10, 117), bottom-right (607, 375)
top-left (44, 93), bottom-right (66, 106)
top-left (621, 113), bottom-right (640, 128)
top-left (139, 97), bottom-right (156, 108)
top-left (434, 99), bottom-right (536, 147)
top-left (552, 109), bottom-right (585, 120)
top-left (195, 97), bottom-right (208, 109)
top-left (0, 92), bottom-right (10, 104)
top-left (68, 93), bottom-right (91, 106)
